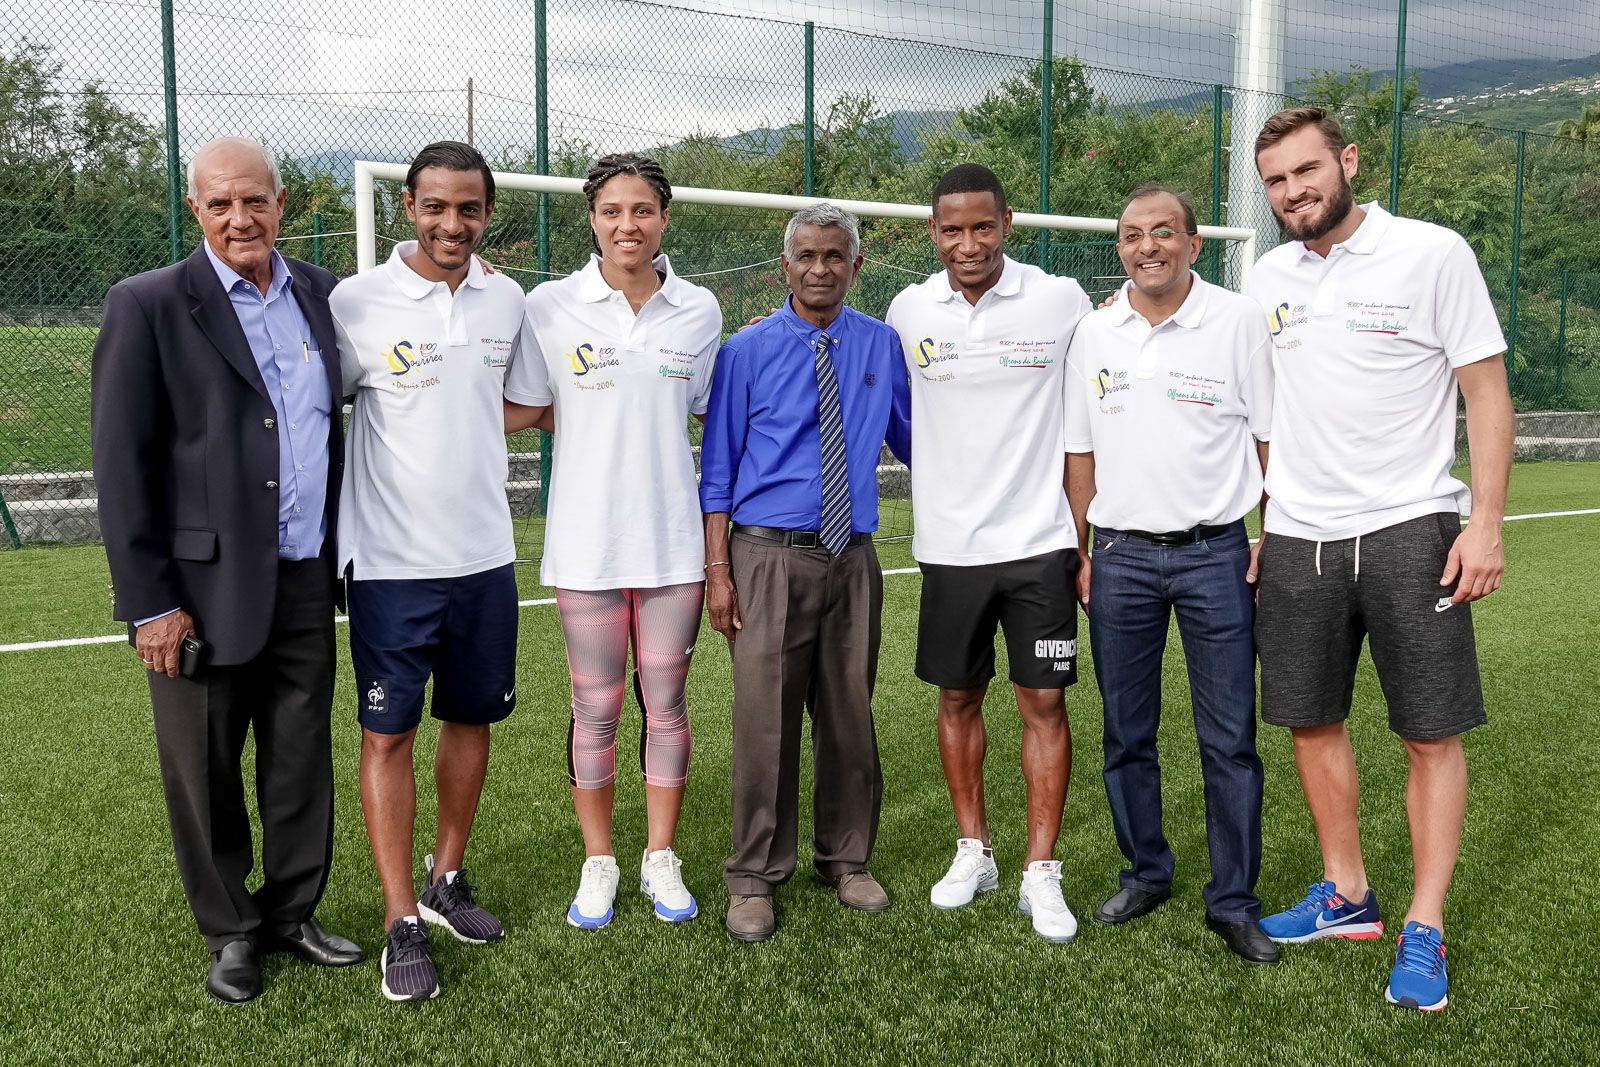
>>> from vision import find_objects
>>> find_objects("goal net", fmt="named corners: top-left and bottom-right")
top-left (353, 161), bottom-right (1258, 568)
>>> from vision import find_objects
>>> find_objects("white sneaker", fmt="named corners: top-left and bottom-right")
top-left (1018, 860), bottom-right (1078, 942)
top-left (930, 838), bottom-right (1000, 910)
top-left (566, 855), bottom-right (620, 930)
top-left (640, 847), bottom-right (698, 923)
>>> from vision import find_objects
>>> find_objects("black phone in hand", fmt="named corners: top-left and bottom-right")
top-left (179, 634), bottom-right (210, 678)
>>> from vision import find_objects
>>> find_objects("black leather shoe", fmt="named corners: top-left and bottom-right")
top-left (1093, 886), bottom-right (1171, 925)
top-left (1206, 915), bottom-right (1281, 965)
top-left (207, 940), bottom-right (262, 1003)
top-left (270, 917), bottom-right (365, 967)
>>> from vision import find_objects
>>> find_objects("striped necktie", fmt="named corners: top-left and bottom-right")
top-left (814, 332), bottom-right (852, 555)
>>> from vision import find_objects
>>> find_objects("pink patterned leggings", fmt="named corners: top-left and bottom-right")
top-left (556, 582), bottom-right (703, 789)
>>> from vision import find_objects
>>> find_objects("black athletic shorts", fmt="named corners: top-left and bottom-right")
top-left (915, 548), bottom-right (1079, 691)
top-left (1256, 513), bottom-right (1485, 740)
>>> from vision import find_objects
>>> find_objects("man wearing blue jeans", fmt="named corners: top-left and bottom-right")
top-left (1064, 184), bottom-right (1277, 964)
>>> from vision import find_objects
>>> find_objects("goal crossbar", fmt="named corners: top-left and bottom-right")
top-left (354, 160), bottom-right (1258, 279)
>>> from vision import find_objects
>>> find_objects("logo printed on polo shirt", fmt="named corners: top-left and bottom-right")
top-left (568, 341), bottom-right (620, 376)
top-left (1167, 370), bottom-right (1224, 407)
top-left (1268, 302), bottom-right (1309, 348)
top-left (1094, 368), bottom-right (1131, 399)
top-left (481, 336), bottom-right (513, 369)
top-left (1345, 299), bottom-right (1412, 336)
top-left (914, 337), bottom-right (958, 382)
top-left (385, 339), bottom-right (443, 376)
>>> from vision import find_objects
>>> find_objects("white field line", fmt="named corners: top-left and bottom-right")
top-left (4, 507), bottom-right (1597, 654)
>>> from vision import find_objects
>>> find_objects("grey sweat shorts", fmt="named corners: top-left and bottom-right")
top-left (1256, 512), bottom-right (1485, 740)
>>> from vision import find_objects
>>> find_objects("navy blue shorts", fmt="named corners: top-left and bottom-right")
top-left (349, 564), bottom-right (519, 735)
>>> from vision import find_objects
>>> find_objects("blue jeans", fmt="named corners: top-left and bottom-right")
top-left (1087, 522), bottom-right (1263, 921)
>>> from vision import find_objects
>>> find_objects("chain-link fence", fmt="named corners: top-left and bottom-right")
top-left (2, 0), bottom-right (1598, 549)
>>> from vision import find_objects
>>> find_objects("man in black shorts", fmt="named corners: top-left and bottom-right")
top-left (1246, 108), bottom-right (1513, 1012)
top-left (885, 164), bottom-right (1092, 941)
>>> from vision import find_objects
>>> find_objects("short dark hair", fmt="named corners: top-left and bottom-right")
top-left (1254, 106), bottom-right (1349, 161)
top-left (1120, 182), bottom-right (1197, 235)
top-left (583, 153), bottom-right (672, 212)
top-left (406, 141), bottom-right (495, 205)
top-left (931, 163), bottom-right (1008, 216)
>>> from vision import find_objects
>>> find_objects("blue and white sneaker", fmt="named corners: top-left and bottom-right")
top-left (1260, 880), bottom-right (1384, 944)
top-left (1385, 921), bottom-right (1449, 1012)
top-left (640, 848), bottom-right (698, 922)
top-left (567, 855), bottom-right (619, 930)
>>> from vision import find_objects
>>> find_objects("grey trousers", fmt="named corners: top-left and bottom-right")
top-left (724, 534), bottom-right (884, 896)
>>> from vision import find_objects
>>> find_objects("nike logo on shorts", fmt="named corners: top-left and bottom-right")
top-left (1434, 597), bottom-right (1453, 613)
top-left (504, 690), bottom-right (515, 702)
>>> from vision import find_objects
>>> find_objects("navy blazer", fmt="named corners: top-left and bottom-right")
top-left (91, 246), bottom-right (345, 665)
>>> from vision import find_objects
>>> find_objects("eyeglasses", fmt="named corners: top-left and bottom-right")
top-left (1118, 227), bottom-right (1196, 246)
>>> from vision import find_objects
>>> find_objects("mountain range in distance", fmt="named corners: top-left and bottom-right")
top-left (290, 52), bottom-right (1600, 180)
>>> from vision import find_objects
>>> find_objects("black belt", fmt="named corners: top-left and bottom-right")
top-left (733, 524), bottom-right (872, 549)
top-left (1106, 522), bottom-right (1237, 546)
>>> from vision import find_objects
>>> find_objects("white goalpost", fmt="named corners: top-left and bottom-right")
top-left (352, 160), bottom-right (1259, 280)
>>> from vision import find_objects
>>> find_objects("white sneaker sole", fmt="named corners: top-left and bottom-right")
top-left (1018, 899), bottom-right (1077, 943)
top-left (1267, 920), bottom-right (1385, 945)
top-left (931, 870), bottom-right (1001, 911)
top-left (416, 902), bottom-right (493, 944)
top-left (379, 946), bottom-right (440, 1002)
top-left (640, 880), bottom-right (699, 922)
top-left (1385, 986), bottom-right (1448, 1012)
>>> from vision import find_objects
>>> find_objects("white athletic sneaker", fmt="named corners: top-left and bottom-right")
top-left (930, 838), bottom-right (1000, 910)
top-left (567, 855), bottom-right (620, 930)
top-left (640, 848), bottom-right (698, 923)
top-left (1018, 860), bottom-right (1078, 943)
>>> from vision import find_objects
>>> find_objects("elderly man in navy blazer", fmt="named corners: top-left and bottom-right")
top-left (92, 137), bottom-right (363, 1003)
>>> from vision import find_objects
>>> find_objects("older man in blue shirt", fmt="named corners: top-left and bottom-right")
top-left (700, 202), bottom-right (911, 943)
top-left (92, 136), bottom-right (360, 1004)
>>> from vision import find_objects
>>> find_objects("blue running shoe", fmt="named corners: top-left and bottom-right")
top-left (1385, 921), bottom-right (1449, 1011)
top-left (1260, 880), bottom-right (1384, 944)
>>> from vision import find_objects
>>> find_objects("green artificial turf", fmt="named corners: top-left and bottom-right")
top-left (0, 463), bottom-right (1596, 1064)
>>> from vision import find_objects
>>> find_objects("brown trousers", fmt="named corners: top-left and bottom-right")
top-left (723, 534), bottom-right (884, 895)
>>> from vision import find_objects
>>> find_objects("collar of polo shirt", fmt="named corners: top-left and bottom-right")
top-left (574, 252), bottom-right (684, 307)
top-left (1293, 200), bottom-right (1392, 263)
top-left (932, 253), bottom-right (1023, 303)
top-left (386, 240), bottom-right (488, 300)
top-left (1106, 270), bottom-right (1211, 330)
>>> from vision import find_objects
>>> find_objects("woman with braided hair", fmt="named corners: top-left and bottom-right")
top-left (504, 153), bottom-right (722, 929)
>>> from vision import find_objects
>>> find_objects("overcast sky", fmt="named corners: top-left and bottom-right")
top-left (21, 0), bottom-right (1600, 164)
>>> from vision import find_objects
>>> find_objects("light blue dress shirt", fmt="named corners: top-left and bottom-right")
top-left (203, 243), bottom-right (331, 560)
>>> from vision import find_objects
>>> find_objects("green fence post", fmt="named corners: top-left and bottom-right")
top-left (0, 493), bottom-right (20, 550)
top-left (1507, 130), bottom-right (1526, 375)
top-left (1210, 84), bottom-right (1224, 284)
top-left (1555, 266), bottom-right (1571, 401)
top-left (160, 0), bottom-right (182, 263)
top-left (804, 21), bottom-right (815, 197)
top-left (311, 211), bottom-right (323, 268)
top-left (1388, 0), bottom-right (1408, 213)
top-left (1036, 0), bottom-right (1053, 270)
top-left (534, 0), bottom-right (553, 520)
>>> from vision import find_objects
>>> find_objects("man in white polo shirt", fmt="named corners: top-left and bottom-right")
top-left (885, 163), bottom-right (1092, 943)
top-left (331, 141), bottom-right (525, 1002)
top-left (1246, 108), bottom-right (1513, 1013)
top-left (1064, 184), bottom-right (1277, 966)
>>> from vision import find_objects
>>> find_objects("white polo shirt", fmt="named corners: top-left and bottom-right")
top-left (331, 242), bottom-right (523, 580)
top-left (886, 257), bottom-right (1091, 566)
top-left (1065, 273), bottom-right (1272, 532)
top-left (1244, 203), bottom-right (1506, 541)
top-left (506, 254), bottom-right (722, 591)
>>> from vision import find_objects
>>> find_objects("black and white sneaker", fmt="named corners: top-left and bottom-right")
top-left (380, 918), bottom-right (440, 1002)
top-left (418, 853), bottom-right (505, 944)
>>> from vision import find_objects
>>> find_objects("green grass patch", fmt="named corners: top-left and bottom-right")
top-left (0, 324), bottom-right (96, 475)
top-left (0, 466), bottom-right (1595, 1063)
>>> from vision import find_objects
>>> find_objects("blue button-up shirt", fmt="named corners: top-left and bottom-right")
top-left (699, 297), bottom-right (911, 531)
top-left (204, 243), bottom-right (331, 559)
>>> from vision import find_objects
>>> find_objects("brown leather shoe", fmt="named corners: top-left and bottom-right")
top-left (725, 894), bottom-right (776, 942)
top-left (835, 870), bottom-right (890, 912)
